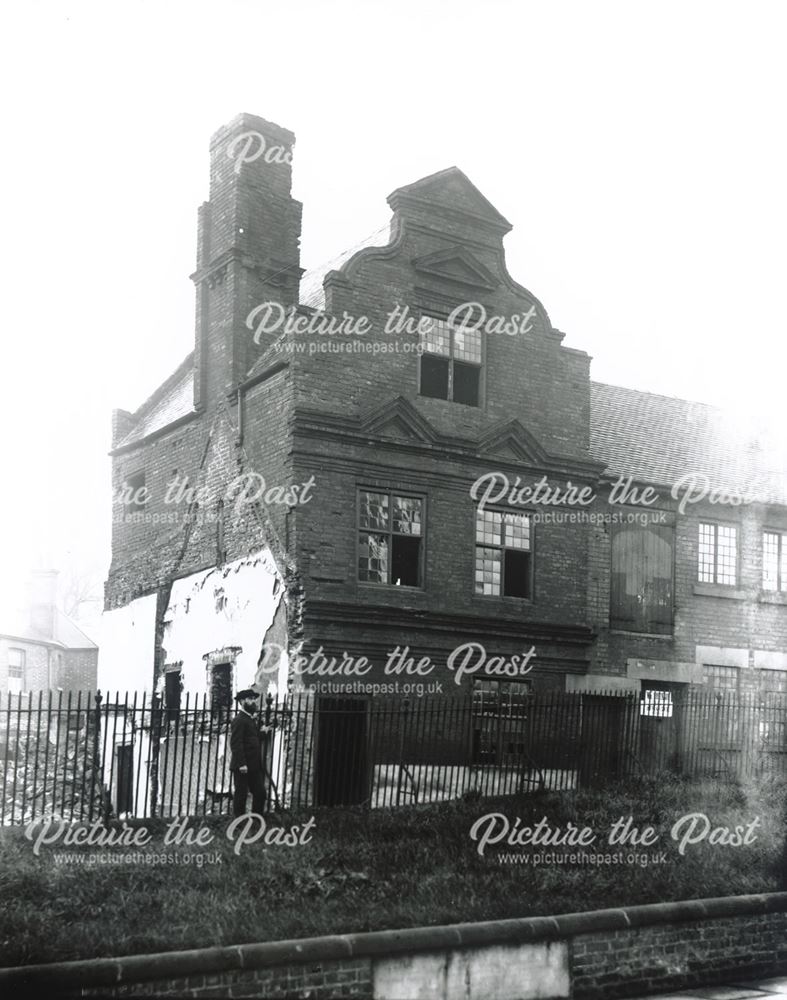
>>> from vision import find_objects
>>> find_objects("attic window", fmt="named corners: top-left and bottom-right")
top-left (418, 314), bottom-right (481, 407)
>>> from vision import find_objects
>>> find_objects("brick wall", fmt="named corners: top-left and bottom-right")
top-left (589, 493), bottom-right (787, 683)
top-left (60, 649), bottom-right (98, 692)
top-left (572, 908), bottom-right (787, 999)
top-left (81, 957), bottom-right (372, 999)
top-left (0, 638), bottom-right (50, 692)
top-left (105, 111), bottom-right (787, 704)
top-left (5, 893), bottom-right (787, 999)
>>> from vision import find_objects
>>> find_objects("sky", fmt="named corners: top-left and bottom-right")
top-left (0, 0), bottom-right (785, 626)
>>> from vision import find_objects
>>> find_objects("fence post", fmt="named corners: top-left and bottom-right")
top-left (149, 692), bottom-right (162, 819)
top-left (396, 699), bottom-right (410, 808)
top-left (263, 692), bottom-right (280, 811)
top-left (88, 691), bottom-right (102, 823)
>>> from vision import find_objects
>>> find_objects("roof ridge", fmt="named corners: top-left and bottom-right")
top-left (129, 352), bottom-right (195, 422)
top-left (591, 380), bottom-right (724, 415)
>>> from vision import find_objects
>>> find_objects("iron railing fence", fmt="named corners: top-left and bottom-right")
top-left (1, 688), bottom-right (786, 825)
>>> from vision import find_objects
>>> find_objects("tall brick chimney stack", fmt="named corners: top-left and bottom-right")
top-left (191, 113), bottom-right (303, 410)
top-left (29, 569), bottom-right (58, 639)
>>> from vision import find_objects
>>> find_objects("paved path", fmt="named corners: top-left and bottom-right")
top-left (640, 977), bottom-right (787, 1000)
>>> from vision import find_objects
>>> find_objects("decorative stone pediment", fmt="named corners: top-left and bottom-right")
top-left (388, 167), bottom-right (512, 234)
top-left (411, 247), bottom-right (499, 292)
top-left (360, 396), bottom-right (438, 445)
top-left (479, 420), bottom-right (550, 466)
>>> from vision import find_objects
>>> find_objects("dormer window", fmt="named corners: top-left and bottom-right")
top-left (418, 315), bottom-right (482, 407)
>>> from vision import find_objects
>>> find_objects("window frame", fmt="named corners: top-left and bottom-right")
top-left (762, 529), bottom-right (787, 592)
top-left (697, 519), bottom-right (739, 586)
top-left (702, 663), bottom-right (740, 694)
top-left (7, 647), bottom-right (25, 694)
top-left (119, 469), bottom-right (149, 514)
top-left (758, 668), bottom-right (787, 695)
top-left (473, 505), bottom-right (535, 601)
top-left (417, 310), bottom-right (485, 408)
top-left (356, 487), bottom-right (427, 590)
top-left (609, 517), bottom-right (675, 635)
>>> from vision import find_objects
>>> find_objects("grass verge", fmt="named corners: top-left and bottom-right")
top-left (1, 775), bottom-right (785, 967)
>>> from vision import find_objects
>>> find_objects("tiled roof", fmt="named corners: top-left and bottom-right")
top-left (115, 354), bottom-right (195, 449)
top-left (590, 381), bottom-right (787, 502)
top-left (0, 608), bottom-right (98, 649)
top-left (53, 609), bottom-right (98, 649)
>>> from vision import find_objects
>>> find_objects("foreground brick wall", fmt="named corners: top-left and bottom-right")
top-left (81, 957), bottom-right (372, 998)
top-left (573, 908), bottom-right (787, 999)
top-left (5, 893), bottom-right (787, 999)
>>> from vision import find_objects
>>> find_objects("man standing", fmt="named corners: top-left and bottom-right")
top-left (230, 688), bottom-right (270, 816)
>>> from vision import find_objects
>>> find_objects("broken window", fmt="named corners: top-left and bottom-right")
top-left (698, 521), bottom-right (737, 585)
top-left (610, 521), bottom-right (674, 634)
top-left (358, 490), bottom-right (423, 586)
top-left (418, 314), bottom-right (481, 406)
top-left (474, 508), bottom-right (532, 598)
top-left (763, 530), bottom-right (787, 591)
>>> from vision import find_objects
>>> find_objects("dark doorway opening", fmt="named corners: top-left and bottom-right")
top-left (315, 698), bottom-right (369, 806)
top-left (115, 744), bottom-right (134, 815)
top-left (164, 668), bottom-right (182, 723)
top-left (578, 695), bottom-right (626, 788)
top-left (211, 662), bottom-right (232, 718)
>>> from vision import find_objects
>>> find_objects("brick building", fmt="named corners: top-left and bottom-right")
top-left (1, 570), bottom-right (98, 694)
top-left (102, 112), bottom-right (787, 724)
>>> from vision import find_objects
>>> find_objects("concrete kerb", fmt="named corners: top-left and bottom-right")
top-left (1, 893), bottom-right (786, 992)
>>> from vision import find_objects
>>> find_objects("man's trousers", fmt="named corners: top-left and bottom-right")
top-left (232, 767), bottom-right (266, 816)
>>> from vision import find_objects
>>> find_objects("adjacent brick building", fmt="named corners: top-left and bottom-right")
top-left (103, 112), bottom-right (787, 729)
top-left (1, 570), bottom-right (98, 694)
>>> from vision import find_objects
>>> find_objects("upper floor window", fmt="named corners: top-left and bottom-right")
top-left (8, 648), bottom-right (24, 694)
top-left (610, 521), bottom-right (674, 634)
top-left (763, 531), bottom-right (787, 592)
top-left (120, 470), bottom-right (148, 511)
top-left (419, 314), bottom-right (482, 407)
top-left (698, 522), bottom-right (737, 585)
top-left (475, 508), bottom-right (532, 598)
top-left (358, 490), bottom-right (423, 587)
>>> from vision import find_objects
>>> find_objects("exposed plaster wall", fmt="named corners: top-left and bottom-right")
top-left (98, 594), bottom-right (158, 693)
top-left (160, 551), bottom-right (285, 695)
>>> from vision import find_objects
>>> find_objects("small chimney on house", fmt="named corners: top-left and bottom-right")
top-left (191, 113), bottom-right (303, 410)
top-left (29, 569), bottom-right (58, 639)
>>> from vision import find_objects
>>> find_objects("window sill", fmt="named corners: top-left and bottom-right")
top-left (609, 629), bottom-right (673, 639)
top-left (474, 594), bottom-right (534, 605)
top-left (358, 582), bottom-right (426, 594)
top-left (758, 591), bottom-right (787, 605)
top-left (692, 583), bottom-right (746, 600)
